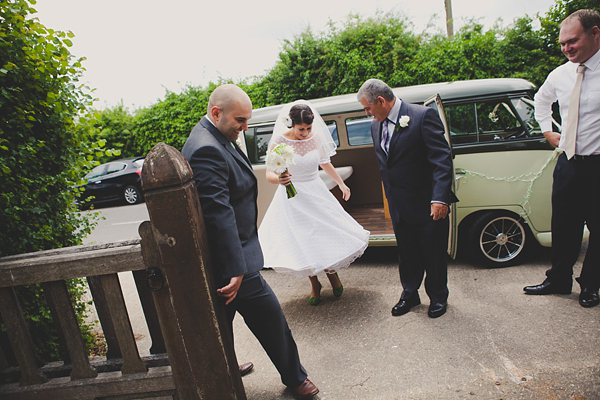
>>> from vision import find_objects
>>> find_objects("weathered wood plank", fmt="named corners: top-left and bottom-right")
top-left (41, 281), bottom-right (98, 380)
top-left (0, 366), bottom-right (174, 400)
top-left (0, 245), bottom-right (144, 288)
top-left (132, 269), bottom-right (166, 355)
top-left (0, 240), bottom-right (141, 263)
top-left (140, 143), bottom-right (246, 399)
top-left (98, 274), bottom-right (147, 375)
top-left (0, 287), bottom-right (47, 386)
top-left (87, 276), bottom-right (122, 360)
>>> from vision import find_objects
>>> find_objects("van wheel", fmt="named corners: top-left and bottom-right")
top-left (466, 211), bottom-right (530, 267)
top-left (124, 185), bottom-right (141, 205)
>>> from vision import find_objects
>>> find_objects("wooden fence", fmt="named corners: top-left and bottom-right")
top-left (0, 143), bottom-right (245, 399)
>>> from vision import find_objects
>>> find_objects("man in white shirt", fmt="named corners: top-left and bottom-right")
top-left (524, 9), bottom-right (600, 308)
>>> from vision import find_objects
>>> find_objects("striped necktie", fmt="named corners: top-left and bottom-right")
top-left (381, 119), bottom-right (391, 154)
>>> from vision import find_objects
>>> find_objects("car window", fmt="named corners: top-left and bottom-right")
top-left (105, 163), bottom-right (127, 175)
top-left (446, 99), bottom-right (527, 145)
top-left (446, 104), bottom-right (478, 144)
top-left (85, 164), bottom-right (106, 180)
top-left (326, 121), bottom-right (338, 146)
top-left (511, 97), bottom-right (542, 136)
top-left (477, 101), bottom-right (523, 139)
top-left (345, 116), bottom-right (373, 146)
top-left (132, 159), bottom-right (145, 168)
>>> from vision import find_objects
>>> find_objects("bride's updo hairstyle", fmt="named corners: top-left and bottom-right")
top-left (289, 104), bottom-right (314, 126)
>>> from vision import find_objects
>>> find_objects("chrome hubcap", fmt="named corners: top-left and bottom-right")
top-left (480, 216), bottom-right (525, 263)
top-left (125, 188), bottom-right (137, 203)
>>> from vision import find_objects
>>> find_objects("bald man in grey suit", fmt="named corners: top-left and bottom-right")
top-left (181, 84), bottom-right (318, 399)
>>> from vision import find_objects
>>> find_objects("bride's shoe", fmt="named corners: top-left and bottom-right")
top-left (309, 282), bottom-right (322, 306)
top-left (329, 272), bottom-right (344, 298)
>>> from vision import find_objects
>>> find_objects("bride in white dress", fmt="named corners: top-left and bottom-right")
top-left (258, 100), bottom-right (370, 306)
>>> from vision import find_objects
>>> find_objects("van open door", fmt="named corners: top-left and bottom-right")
top-left (424, 94), bottom-right (458, 259)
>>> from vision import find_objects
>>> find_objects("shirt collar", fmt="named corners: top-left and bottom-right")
top-left (581, 48), bottom-right (600, 71)
top-left (387, 97), bottom-right (402, 124)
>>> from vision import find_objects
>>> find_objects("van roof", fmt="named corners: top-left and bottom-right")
top-left (250, 78), bottom-right (536, 125)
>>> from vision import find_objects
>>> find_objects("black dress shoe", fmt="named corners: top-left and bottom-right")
top-left (391, 295), bottom-right (420, 316)
top-left (239, 362), bottom-right (254, 376)
top-left (428, 302), bottom-right (447, 318)
top-left (579, 288), bottom-right (600, 308)
top-left (523, 280), bottom-right (571, 295)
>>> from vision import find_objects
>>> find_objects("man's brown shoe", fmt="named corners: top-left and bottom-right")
top-left (238, 362), bottom-right (254, 376)
top-left (292, 378), bottom-right (319, 399)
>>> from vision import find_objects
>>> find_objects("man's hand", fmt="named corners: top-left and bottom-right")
top-left (543, 131), bottom-right (561, 148)
top-left (430, 203), bottom-right (449, 221)
top-left (217, 275), bottom-right (243, 305)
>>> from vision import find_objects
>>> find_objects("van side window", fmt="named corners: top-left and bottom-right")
top-left (476, 101), bottom-right (524, 140)
top-left (244, 125), bottom-right (274, 164)
top-left (326, 121), bottom-right (339, 146)
top-left (446, 99), bottom-right (527, 145)
top-left (345, 116), bottom-right (374, 146)
top-left (512, 97), bottom-right (543, 136)
top-left (255, 126), bottom-right (273, 163)
top-left (446, 104), bottom-right (477, 144)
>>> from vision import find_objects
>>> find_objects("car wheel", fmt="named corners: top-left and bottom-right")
top-left (466, 211), bottom-right (530, 267)
top-left (123, 185), bottom-right (141, 205)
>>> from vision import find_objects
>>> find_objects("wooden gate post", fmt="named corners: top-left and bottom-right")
top-left (139, 142), bottom-right (245, 400)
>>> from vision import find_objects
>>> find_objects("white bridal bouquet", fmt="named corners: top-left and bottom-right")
top-left (266, 143), bottom-right (297, 198)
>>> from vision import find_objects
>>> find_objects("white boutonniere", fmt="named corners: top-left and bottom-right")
top-left (399, 115), bottom-right (410, 128)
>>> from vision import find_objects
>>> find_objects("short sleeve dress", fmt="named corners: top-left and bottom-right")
top-left (258, 135), bottom-right (370, 277)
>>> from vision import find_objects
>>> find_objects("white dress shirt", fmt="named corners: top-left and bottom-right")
top-left (382, 97), bottom-right (401, 153)
top-left (534, 49), bottom-right (600, 156)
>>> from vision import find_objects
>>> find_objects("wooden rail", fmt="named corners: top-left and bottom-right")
top-left (0, 142), bottom-right (246, 399)
top-left (0, 240), bottom-right (173, 399)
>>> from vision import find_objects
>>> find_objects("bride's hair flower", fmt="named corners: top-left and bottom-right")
top-left (283, 115), bottom-right (293, 128)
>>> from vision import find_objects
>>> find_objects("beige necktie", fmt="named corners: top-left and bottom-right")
top-left (564, 64), bottom-right (586, 159)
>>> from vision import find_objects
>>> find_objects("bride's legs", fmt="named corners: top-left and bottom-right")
top-left (308, 275), bottom-right (322, 306)
top-left (326, 271), bottom-right (344, 298)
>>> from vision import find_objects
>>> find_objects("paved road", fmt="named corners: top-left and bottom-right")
top-left (81, 203), bottom-right (599, 399)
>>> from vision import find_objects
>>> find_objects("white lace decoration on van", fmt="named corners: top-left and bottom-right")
top-left (456, 148), bottom-right (560, 218)
top-left (399, 115), bottom-right (410, 127)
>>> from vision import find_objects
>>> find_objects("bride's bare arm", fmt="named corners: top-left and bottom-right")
top-left (320, 162), bottom-right (350, 201)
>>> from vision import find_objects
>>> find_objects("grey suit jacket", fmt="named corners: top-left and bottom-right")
top-left (372, 101), bottom-right (456, 225)
top-left (182, 116), bottom-right (264, 284)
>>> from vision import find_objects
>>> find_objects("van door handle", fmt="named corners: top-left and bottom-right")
top-left (455, 169), bottom-right (466, 175)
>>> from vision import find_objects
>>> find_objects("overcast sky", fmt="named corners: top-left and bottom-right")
top-left (33, 0), bottom-right (557, 110)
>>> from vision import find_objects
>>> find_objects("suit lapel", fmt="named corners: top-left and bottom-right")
top-left (387, 101), bottom-right (409, 157)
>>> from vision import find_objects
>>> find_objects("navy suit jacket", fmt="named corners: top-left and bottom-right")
top-left (372, 100), bottom-right (456, 225)
top-left (182, 116), bottom-right (264, 284)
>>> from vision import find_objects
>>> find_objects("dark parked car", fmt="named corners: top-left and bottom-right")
top-left (79, 157), bottom-right (145, 207)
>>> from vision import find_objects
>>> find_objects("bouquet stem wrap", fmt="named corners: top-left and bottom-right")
top-left (283, 169), bottom-right (297, 198)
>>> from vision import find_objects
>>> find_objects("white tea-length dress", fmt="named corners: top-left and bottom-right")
top-left (258, 135), bottom-right (369, 277)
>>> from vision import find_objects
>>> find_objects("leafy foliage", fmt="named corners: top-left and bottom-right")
top-left (0, 0), bottom-right (99, 361)
top-left (130, 83), bottom-right (218, 156)
top-left (75, 2), bottom-right (599, 156)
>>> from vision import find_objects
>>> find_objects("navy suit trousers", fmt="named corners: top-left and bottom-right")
top-left (226, 272), bottom-right (307, 388)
